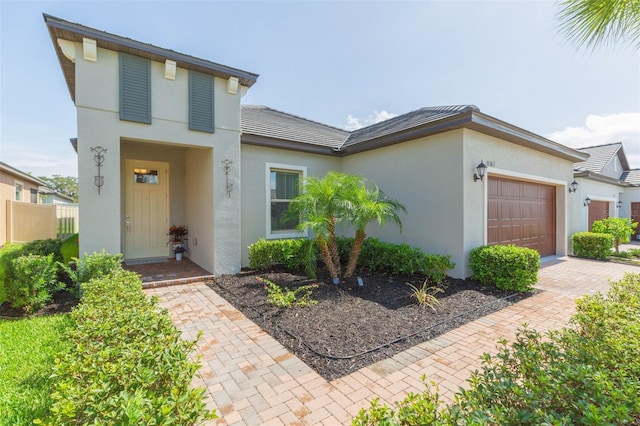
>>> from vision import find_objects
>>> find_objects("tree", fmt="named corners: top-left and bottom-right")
top-left (591, 217), bottom-right (638, 252)
top-left (38, 175), bottom-right (78, 202)
top-left (343, 184), bottom-right (405, 278)
top-left (557, 0), bottom-right (640, 50)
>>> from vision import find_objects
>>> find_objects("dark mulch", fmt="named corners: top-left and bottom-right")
top-left (209, 269), bottom-right (531, 380)
top-left (0, 291), bottom-right (79, 320)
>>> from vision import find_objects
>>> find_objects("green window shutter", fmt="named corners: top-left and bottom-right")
top-left (189, 70), bottom-right (215, 133)
top-left (119, 53), bottom-right (151, 124)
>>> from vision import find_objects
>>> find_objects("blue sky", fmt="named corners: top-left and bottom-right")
top-left (1, 0), bottom-right (639, 178)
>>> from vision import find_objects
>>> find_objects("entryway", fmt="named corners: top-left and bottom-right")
top-left (123, 159), bottom-right (169, 260)
top-left (588, 200), bottom-right (609, 231)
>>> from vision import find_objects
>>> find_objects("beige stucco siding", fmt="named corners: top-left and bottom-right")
top-left (342, 130), bottom-right (466, 277)
top-left (74, 42), bottom-right (244, 274)
top-left (462, 129), bottom-right (573, 275)
top-left (240, 145), bottom-right (340, 265)
top-left (1, 171), bottom-right (43, 245)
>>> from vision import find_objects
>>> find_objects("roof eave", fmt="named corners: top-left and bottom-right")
top-left (469, 112), bottom-right (589, 163)
top-left (241, 134), bottom-right (339, 156)
top-left (0, 162), bottom-right (48, 186)
top-left (574, 170), bottom-right (631, 187)
top-left (44, 14), bottom-right (259, 102)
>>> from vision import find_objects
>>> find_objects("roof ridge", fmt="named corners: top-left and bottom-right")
top-left (576, 141), bottom-right (623, 151)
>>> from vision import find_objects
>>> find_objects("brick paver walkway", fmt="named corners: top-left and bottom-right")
top-left (144, 257), bottom-right (638, 425)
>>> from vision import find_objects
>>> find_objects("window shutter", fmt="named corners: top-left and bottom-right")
top-left (119, 53), bottom-right (151, 124)
top-left (189, 70), bottom-right (215, 133)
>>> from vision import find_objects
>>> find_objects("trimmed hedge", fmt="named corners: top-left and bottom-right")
top-left (469, 245), bottom-right (539, 292)
top-left (572, 232), bottom-right (614, 259)
top-left (248, 237), bottom-right (455, 283)
top-left (42, 268), bottom-right (215, 425)
top-left (353, 272), bottom-right (640, 425)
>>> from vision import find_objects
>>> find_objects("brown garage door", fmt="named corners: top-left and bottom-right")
top-left (588, 201), bottom-right (609, 231)
top-left (488, 177), bottom-right (556, 257)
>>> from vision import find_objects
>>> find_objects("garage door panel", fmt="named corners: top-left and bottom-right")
top-left (488, 177), bottom-right (556, 257)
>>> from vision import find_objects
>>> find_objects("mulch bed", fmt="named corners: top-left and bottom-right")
top-left (0, 291), bottom-right (79, 320)
top-left (209, 269), bottom-right (530, 380)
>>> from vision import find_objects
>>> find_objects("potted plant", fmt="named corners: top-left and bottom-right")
top-left (173, 245), bottom-right (186, 261)
top-left (168, 225), bottom-right (188, 259)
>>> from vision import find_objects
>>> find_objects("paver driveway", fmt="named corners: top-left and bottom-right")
top-left (144, 257), bottom-right (638, 425)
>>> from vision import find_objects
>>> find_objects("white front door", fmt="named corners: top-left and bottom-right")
top-left (124, 160), bottom-right (169, 259)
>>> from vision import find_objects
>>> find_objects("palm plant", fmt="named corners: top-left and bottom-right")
top-left (343, 184), bottom-right (406, 278)
top-left (557, 0), bottom-right (640, 50)
top-left (287, 172), bottom-right (363, 280)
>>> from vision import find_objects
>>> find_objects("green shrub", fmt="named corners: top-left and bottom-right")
top-left (21, 239), bottom-right (63, 263)
top-left (259, 277), bottom-right (318, 308)
top-left (5, 254), bottom-right (62, 314)
top-left (60, 251), bottom-right (123, 295)
top-left (571, 232), bottom-right (613, 259)
top-left (41, 269), bottom-right (215, 425)
top-left (353, 273), bottom-right (640, 425)
top-left (629, 248), bottom-right (640, 258)
top-left (249, 237), bottom-right (455, 282)
top-left (0, 244), bottom-right (24, 303)
top-left (592, 217), bottom-right (638, 252)
top-left (469, 245), bottom-right (539, 292)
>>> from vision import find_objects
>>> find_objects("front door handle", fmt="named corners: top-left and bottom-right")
top-left (125, 215), bottom-right (130, 233)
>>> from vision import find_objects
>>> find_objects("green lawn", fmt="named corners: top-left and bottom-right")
top-left (61, 233), bottom-right (79, 263)
top-left (0, 315), bottom-right (71, 425)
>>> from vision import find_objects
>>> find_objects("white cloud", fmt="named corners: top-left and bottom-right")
top-left (547, 112), bottom-right (640, 168)
top-left (344, 110), bottom-right (398, 131)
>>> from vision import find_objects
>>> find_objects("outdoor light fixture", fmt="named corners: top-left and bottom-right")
top-left (473, 161), bottom-right (487, 182)
top-left (91, 146), bottom-right (107, 195)
top-left (222, 159), bottom-right (233, 198)
top-left (584, 197), bottom-right (591, 207)
top-left (568, 180), bottom-right (578, 193)
top-left (617, 201), bottom-right (623, 209)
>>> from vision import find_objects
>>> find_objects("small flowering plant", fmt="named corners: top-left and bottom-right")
top-left (168, 225), bottom-right (188, 243)
top-left (258, 277), bottom-right (318, 308)
top-left (173, 245), bottom-right (186, 254)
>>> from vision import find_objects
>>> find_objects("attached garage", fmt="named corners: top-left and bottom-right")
top-left (587, 200), bottom-right (609, 231)
top-left (487, 176), bottom-right (556, 257)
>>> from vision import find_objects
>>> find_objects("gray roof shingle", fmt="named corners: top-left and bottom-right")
top-left (621, 169), bottom-right (640, 185)
top-left (574, 142), bottom-right (623, 173)
top-left (241, 105), bottom-right (349, 150)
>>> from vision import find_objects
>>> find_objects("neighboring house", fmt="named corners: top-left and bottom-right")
top-left (0, 162), bottom-right (50, 245)
top-left (569, 142), bottom-right (640, 240)
top-left (39, 186), bottom-right (75, 204)
top-left (45, 15), bottom-right (589, 278)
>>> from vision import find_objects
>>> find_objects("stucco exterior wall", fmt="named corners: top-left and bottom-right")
top-left (462, 129), bottom-right (573, 275)
top-left (570, 178), bottom-right (623, 237)
top-left (342, 130), bottom-right (466, 277)
top-left (240, 145), bottom-right (340, 265)
top-left (73, 42), bottom-right (244, 274)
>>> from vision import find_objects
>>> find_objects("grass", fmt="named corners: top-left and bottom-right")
top-left (61, 233), bottom-right (79, 264)
top-left (0, 314), bottom-right (71, 425)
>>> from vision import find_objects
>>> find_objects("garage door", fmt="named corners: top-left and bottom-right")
top-left (487, 177), bottom-right (556, 257)
top-left (588, 200), bottom-right (609, 231)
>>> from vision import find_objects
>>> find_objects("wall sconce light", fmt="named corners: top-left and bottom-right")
top-left (473, 160), bottom-right (487, 182)
top-left (584, 197), bottom-right (591, 207)
top-left (222, 159), bottom-right (233, 198)
top-left (91, 146), bottom-right (107, 195)
top-left (617, 201), bottom-right (623, 209)
top-left (568, 180), bottom-right (578, 193)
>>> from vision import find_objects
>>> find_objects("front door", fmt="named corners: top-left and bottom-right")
top-left (124, 160), bottom-right (169, 259)
top-left (632, 202), bottom-right (640, 241)
top-left (588, 200), bottom-right (609, 231)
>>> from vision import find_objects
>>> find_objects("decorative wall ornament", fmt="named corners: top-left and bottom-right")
top-left (91, 146), bottom-right (107, 195)
top-left (222, 159), bottom-right (233, 198)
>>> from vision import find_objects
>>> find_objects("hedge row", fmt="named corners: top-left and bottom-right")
top-left (248, 237), bottom-right (455, 283)
top-left (41, 268), bottom-right (215, 425)
top-left (353, 272), bottom-right (640, 425)
top-left (572, 232), bottom-right (614, 259)
top-left (469, 245), bottom-right (540, 292)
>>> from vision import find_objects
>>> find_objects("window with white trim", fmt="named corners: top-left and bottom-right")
top-left (266, 163), bottom-right (307, 238)
top-left (14, 181), bottom-right (24, 201)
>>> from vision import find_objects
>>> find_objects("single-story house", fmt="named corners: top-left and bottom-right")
top-left (569, 142), bottom-right (640, 240)
top-left (45, 14), bottom-right (594, 278)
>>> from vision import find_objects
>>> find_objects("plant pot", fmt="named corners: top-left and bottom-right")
top-left (176, 252), bottom-right (183, 261)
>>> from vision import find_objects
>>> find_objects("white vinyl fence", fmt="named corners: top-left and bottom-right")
top-left (56, 203), bottom-right (79, 240)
